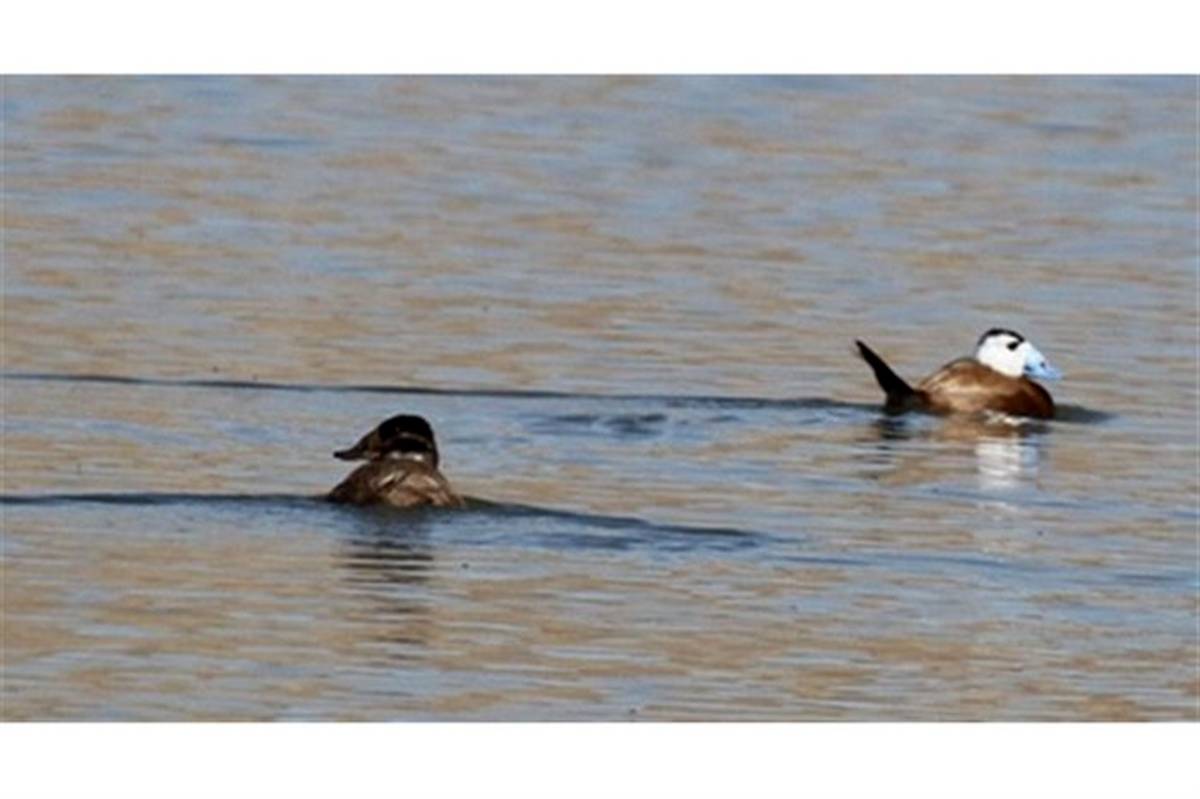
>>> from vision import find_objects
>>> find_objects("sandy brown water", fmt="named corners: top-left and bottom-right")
top-left (2, 76), bottom-right (1197, 720)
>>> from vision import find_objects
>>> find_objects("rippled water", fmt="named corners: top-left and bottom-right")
top-left (2, 76), bottom-right (1197, 720)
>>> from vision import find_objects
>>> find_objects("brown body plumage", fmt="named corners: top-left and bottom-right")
top-left (911, 357), bottom-right (1055, 418)
top-left (328, 457), bottom-right (462, 508)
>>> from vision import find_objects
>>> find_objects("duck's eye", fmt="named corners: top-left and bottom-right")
top-left (1006, 340), bottom-right (1019, 351)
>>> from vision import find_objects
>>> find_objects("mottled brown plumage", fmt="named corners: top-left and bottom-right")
top-left (327, 414), bottom-right (463, 509)
top-left (328, 457), bottom-right (462, 508)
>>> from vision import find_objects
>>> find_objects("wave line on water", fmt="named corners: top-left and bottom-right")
top-left (1, 370), bottom-right (875, 412)
top-left (1, 371), bottom-right (1113, 421)
top-left (469, 497), bottom-right (766, 541)
top-left (0, 491), bottom-right (777, 555)
top-left (0, 492), bottom-right (763, 540)
top-left (0, 491), bottom-right (319, 507)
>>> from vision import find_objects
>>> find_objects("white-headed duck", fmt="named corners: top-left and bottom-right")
top-left (856, 328), bottom-right (1062, 419)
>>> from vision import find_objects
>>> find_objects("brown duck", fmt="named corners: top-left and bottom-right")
top-left (328, 414), bottom-right (463, 508)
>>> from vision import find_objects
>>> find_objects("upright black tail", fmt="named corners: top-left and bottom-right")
top-left (855, 340), bottom-right (916, 409)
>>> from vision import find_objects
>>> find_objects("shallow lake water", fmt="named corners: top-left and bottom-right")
top-left (2, 76), bottom-right (1197, 720)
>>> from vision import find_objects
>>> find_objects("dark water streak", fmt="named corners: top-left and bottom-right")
top-left (1, 370), bottom-right (1113, 422)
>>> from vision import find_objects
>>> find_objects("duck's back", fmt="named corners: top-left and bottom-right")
top-left (328, 459), bottom-right (463, 508)
top-left (917, 358), bottom-right (1055, 418)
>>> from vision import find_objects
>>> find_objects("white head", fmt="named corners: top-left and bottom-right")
top-left (974, 328), bottom-right (1062, 380)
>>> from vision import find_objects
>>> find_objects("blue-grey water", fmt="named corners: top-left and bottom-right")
top-left (2, 76), bottom-right (1197, 720)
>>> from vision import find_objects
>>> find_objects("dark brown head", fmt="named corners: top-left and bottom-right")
top-left (334, 414), bottom-right (440, 467)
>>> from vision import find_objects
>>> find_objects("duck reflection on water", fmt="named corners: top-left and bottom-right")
top-left (335, 511), bottom-right (438, 659)
top-left (859, 412), bottom-right (1046, 494)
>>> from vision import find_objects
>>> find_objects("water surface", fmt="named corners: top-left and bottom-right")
top-left (2, 76), bottom-right (1197, 720)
